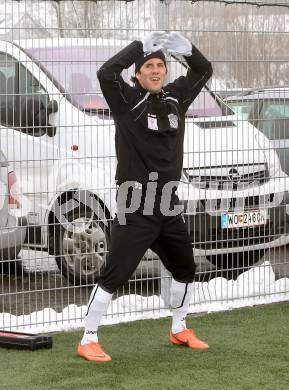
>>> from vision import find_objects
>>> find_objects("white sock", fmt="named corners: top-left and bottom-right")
top-left (170, 279), bottom-right (193, 335)
top-left (81, 285), bottom-right (113, 345)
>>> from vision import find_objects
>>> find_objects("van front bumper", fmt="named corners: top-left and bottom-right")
top-left (180, 193), bottom-right (289, 256)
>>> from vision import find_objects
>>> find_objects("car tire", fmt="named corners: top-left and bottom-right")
top-left (206, 250), bottom-right (265, 280)
top-left (54, 205), bottom-right (109, 285)
top-left (0, 247), bottom-right (22, 275)
top-left (0, 259), bottom-right (20, 275)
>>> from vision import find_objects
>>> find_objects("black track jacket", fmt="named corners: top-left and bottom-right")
top-left (97, 40), bottom-right (213, 191)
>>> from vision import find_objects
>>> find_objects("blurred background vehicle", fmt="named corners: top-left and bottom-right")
top-left (225, 87), bottom-right (289, 175)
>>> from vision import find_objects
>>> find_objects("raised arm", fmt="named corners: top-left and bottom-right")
top-left (97, 32), bottom-right (167, 115)
top-left (164, 32), bottom-right (213, 112)
top-left (97, 41), bottom-right (143, 115)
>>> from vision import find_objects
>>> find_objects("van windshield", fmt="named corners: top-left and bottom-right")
top-left (225, 100), bottom-right (254, 120)
top-left (25, 45), bottom-right (230, 118)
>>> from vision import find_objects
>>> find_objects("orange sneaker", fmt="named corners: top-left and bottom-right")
top-left (170, 329), bottom-right (209, 350)
top-left (77, 342), bottom-right (112, 362)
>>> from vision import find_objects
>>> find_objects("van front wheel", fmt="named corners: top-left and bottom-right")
top-left (54, 206), bottom-right (109, 285)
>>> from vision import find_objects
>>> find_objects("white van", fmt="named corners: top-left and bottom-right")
top-left (0, 38), bottom-right (288, 283)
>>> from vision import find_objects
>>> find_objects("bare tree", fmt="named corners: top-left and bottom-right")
top-left (167, 1), bottom-right (289, 88)
top-left (51, 1), bottom-right (64, 37)
top-left (3, 0), bottom-right (288, 88)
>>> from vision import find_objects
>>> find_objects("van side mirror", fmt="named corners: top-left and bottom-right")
top-left (21, 98), bottom-right (58, 137)
top-left (45, 100), bottom-right (58, 137)
top-left (47, 100), bottom-right (58, 114)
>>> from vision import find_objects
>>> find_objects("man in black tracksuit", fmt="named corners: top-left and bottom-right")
top-left (78, 31), bottom-right (213, 362)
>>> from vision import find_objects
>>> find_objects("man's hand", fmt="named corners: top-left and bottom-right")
top-left (163, 32), bottom-right (192, 56)
top-left (141, 31), bottom-right (167, 53)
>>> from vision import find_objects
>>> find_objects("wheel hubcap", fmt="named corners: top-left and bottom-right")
top-left (62, 216), bottom-right (107, 277)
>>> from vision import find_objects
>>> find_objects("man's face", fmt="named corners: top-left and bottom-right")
top-left (136, 58), bottom-right (167, 93)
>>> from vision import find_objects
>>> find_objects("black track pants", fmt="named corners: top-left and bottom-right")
top-left (99, 211), bottom-right (196, 293)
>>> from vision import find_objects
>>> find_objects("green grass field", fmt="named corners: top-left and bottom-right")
top-left (1, 303), bottom-right (289, 390)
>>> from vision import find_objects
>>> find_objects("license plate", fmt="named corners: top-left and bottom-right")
top-left (221, 210), bottom-right (267, 229)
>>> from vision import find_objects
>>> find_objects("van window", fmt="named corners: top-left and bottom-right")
top-left (0, 52), bottom-right (49, 134)
top-left (169, 58), bottom-right (232, 117)
top-left (227, 101), bottom-right (253, 120)
top-left (26, 44), bottom-right (227, 118)
top-left (26, 46), bottom-right (123, 114)
top-left (0, 53), bottom-right (16, 126)
top-left (19, 66), bottom-right (48, 102)
top-left (259, 102), bottom-right (289, 140)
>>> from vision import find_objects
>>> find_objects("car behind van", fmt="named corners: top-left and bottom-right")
top-left (0, 38), bottom-right (288, 283)
top-left (225, 87), bottom-right (289, 175)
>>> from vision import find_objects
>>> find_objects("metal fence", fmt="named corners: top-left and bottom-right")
top-left (0, 0), bottom-right (289, 333)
